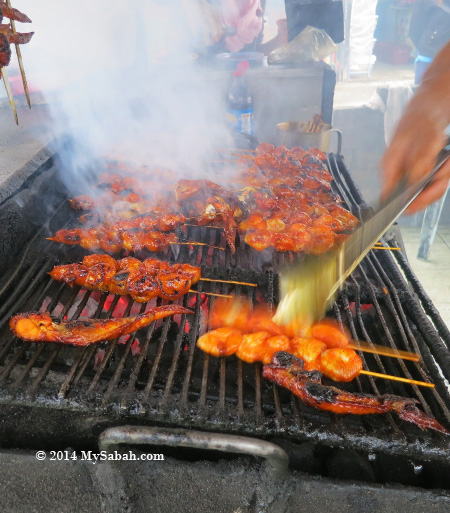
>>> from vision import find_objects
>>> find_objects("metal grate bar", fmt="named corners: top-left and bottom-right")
top-left (365, 255), bottom-right (433, 412)
top-left (347, 275), bottom-right (400, 433)
top-left (140, 312), bottom-right (174, 405)
top-left (237, 360), bottom-right (244, 415)
top-left (101, 302), bottom-right (147, 406)
top-left (85, 298), bottom-right (135, 395)
top-left (27, 345), bottom-right (62, 397)
top-left (181, 284), bottom-right (203, 407)
top-left (0, 276), bottom-right (55, 366)
top-left (119, 298), bottom-right (162, 409)
top-left (160, 299), bottom-right (190, 406)
top-left (57, 293), bottom-right (110, 398)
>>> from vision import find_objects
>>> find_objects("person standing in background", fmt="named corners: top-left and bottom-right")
top-left (182, 0), bottom-right (265, 52)
top-left (409, 0), bottom-right (450, 84)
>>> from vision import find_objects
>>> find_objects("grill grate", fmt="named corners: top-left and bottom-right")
top-left (0, 154), bottom-right (449, 462)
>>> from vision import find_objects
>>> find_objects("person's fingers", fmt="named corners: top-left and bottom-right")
top-left (381, 143), bottom-right (408, 199)
top-left (407, 135), bottom-right (445, 186)
top-left (405, 174), bottom-right (450, 214)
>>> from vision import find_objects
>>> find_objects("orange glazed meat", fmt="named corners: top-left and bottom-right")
top-left (262, 352), bottom-right (449, 434)
top-left (320, 348), bottom-right (363, 382)
top-left (49, 255), bottom-right (201, 303)
top-left (290, 337), bottom-right (327, 371)
top-left (236, 332), bottom-right (271, 363)
top-left (10, 305), bottom-right (193, 346)
top-left (311, 321), bottom-right (350, 348)
top-left (197, 328), bottom-right (244, 358)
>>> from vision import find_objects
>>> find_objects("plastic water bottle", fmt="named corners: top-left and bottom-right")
top-left (225, 60), bottom-right (254, 135)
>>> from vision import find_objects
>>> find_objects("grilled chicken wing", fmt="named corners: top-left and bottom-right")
top-left (10, 305), bottom-right (193, 346)
top-left (263, 352), bottom-right (449, 434)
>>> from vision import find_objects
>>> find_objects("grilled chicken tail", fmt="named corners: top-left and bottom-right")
top-left (0, 2), bottom-right (32, 23)
top-left (263, 352), bottom-right (449, 434)
top-left (10, 305), bottom-right (193, 346)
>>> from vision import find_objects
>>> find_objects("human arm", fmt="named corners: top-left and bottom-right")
top-left (381, 40), bottom-right (450, 213)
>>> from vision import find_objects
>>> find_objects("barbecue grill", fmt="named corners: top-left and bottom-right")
top-left (1, 144), bottom-right (450, 511)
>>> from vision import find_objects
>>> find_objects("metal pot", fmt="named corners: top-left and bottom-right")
top-left (276, 122), bottom-right (342, 154)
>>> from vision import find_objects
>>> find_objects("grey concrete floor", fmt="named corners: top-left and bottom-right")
top-left (401, 227), bottom-right (450, 329)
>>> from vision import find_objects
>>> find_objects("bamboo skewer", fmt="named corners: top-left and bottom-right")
top-left (190, 290), bottom-right (233, 299)
top-left (360, 369), bottom-right (434, 388)
top-left (228, 152), bottom-right (255, 160)
top-left (217, 148), bottom-right (256, 154)
top-left (200, 277), bottom-right (257, 287)
top-left (169, 241), bottom-right (225, 250)
top-left (6, 0), bottom-right (31, 108)
top-left (1, 67), bottom-right (18, 124)
top-left (349, 341), bottom-right (419, 362)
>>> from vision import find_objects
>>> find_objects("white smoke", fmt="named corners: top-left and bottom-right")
top-left (14, 0), bottom-right (232, 188)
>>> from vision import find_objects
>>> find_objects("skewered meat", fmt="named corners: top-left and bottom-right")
top-left (175, 179), bottom-right (226, 202)
top-left (197, 327), bottom-right (243, 357)
top-left (198, 326), bottom-right (362, 382)
top-left (0, 2), bottom-right (32, 23)
top-left (49, 255), bottom-right (201, 303)
top-left (49, 228), bottom-right (178, 253)
top-left (0, 33), bottom-right (10, 67)
top-left (263, 352), bottom-right (449, 434)
top-left (10, 305), bottom-right (193, 346)
top-left (320, 347), bottom-right (363, 382)
top-left (0, 24), bottom-right (33, 44)
top-left (290, 337), bottom-right (326, 371)
top-left (236, 331), bottom-right (271, 363)
top-left (311, 321), bottom-right (350, 348)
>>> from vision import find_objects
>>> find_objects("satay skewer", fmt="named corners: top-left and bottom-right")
top-left (216, 148), bottom-right (256, 154)
top-left (200, 277), bottom-right (257, 287)
top-left (191, 290), bottom-right (233, 299)
top-left (359, 370), bottom-right (434, 388)
top-left (6, 0), bottom-right (30, 108)
top-left (169, 241), bottom-right (225, 250)
top-left (1, 67), bottom-right (18, 124)
top-left (228, 152), bottom-right (255, 160)
top-left (348, 341), bottom-right (419, 362)
top-left (373, 246), bottom-right (402, 251)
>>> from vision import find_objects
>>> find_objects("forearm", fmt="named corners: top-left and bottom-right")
top-left (417, 41), bottom-right (450, 128)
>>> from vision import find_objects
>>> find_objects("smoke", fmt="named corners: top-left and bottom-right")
top-left (16, 0), bottom-right (232, 189)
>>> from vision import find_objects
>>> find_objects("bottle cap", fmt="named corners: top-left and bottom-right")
top-left (233, 60), bottom-right (250, 77)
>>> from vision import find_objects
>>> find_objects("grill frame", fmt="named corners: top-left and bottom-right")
top-left (0, 151), bottom-right (449, 468)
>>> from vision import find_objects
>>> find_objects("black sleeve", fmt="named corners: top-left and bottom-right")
top-left (284, 0), bottom-right (344, 44)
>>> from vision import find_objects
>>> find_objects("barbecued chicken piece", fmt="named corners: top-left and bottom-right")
top-left (49, 255), bottom-right (201, 303)
top-left (0, 2), bottom-right (32, 23)
top-left (263, 352), bottom-right (449, 434)
top-left (10, 305), bottom-right (193, 346)
top-left (243, 225), bottom-right (335, 254)
top-left (0, 24), bottom-right (33, 44)
top-left (175, 179), bottom-right (227, 202)
top-left (49, 228), bottom-right (178, 253)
